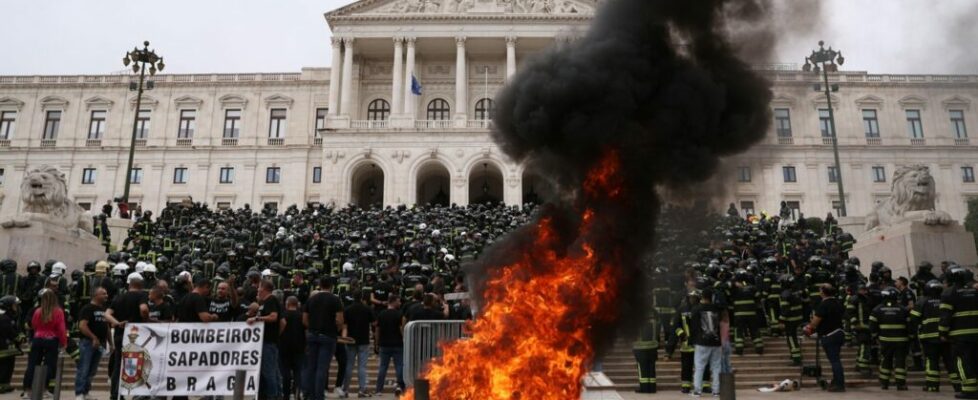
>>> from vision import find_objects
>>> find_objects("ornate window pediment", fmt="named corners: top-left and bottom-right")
top-left (855, 95), bottom-right (884, 109)
top-left (264, 94), bottom-right (294, 109)
top-left (770, 94), bottom-right (795, 107)
top-left (810, 94), bottom-right (841, 109)
top-left (39, 95), bottom-right (69, 110)
top-left (0, 96), bottom-right (25, 110)
top-left (84, 96), bottom-right (114, 110)
top-left (129, 94), bottom-right (159, 110)
top-left (219, 94), bottom-right (249, 109)
top-left (174, 95), bottom-right (204, 108)
top-left (942, 95), bottom-right (971, 110)
top-left (898, 95), bottom-right (928, 109)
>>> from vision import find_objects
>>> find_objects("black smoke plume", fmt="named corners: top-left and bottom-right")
top-left (466, 0), bottom-right (777, 355)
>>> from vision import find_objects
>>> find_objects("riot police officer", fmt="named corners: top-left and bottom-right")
top-left (870, 287), bottom-right (910, 390)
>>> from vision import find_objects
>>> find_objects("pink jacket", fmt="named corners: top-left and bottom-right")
top-left (32, 307), bottom-right (68, 348)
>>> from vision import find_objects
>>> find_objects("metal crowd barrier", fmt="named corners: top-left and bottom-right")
top-left (403, 320), bottom-right (468, 387)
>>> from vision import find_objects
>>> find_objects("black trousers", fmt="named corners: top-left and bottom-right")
top-left (954, 341), bottom-right (978, 395)
top-left (632, 348), bottom-right (657, 393)
top-left (333, 343), bottom-right (347, 390)
top-left (734, 315), bottom-right (763, 354)
top-left (784, 323), bottom-right (802, 364)
top-left (660, 313), bottom-right (677, 356)
top-left (879, 341), bottom-right (908, 387)
top-left (0, 355), bottom-right (14, 387)
top-left (922, 341), bottom-right (960, 392)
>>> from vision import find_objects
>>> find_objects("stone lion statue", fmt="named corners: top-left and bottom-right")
top-left (865, 165), bottom-right (953, 231)
top-left (0, 165), bottom-right (93, 234)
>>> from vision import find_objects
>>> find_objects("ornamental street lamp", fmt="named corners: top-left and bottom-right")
top-left (121, 41), bottom-right (165, 207)
top-left (803, 41), bottom-right (847, 217)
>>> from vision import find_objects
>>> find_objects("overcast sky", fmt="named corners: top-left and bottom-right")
top-left (1, 0), bottom-right (976, 76)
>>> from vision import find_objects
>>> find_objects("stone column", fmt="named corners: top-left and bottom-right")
top-left (328, 38), bottom-right (342, 116)
top-left (506, 36), bottom-right (517, 79)
top-left (392, 37), bottom-right (404, 115)
top-left (340, 37), bottom-right (355, 117)
top-left (454, 36), bottom-right (468, 127)
top-left (403, 38), bottom-right (417, 120)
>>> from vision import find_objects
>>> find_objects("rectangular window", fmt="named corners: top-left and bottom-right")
top-left (78, 202), bottom-right (92, 211)
top-left (872, 166), bottom-right (886, 183)
top-left (266, 167), bottom-right (281, 183)
top-left (828, 166), bottom-right (839, 183)
top-left (217, 202), bottom-right (232, 210)
top-left (178, 110), bottom-right (196, 138)
top-left (832, 200), bottom-right (845, 217)
top-left (315, 108), bottom-right (328, 133)
top-left (737, 166), bottom-right (751, 183)
top-left (136, 109), bottom-right (151, 139)
top-left (224, 109), bottom-right (241, 138)
top-left (268, 108), bottom-right (287, 138)
top-left (173, 167), bottom-right (188, 184)
top-left (43, 110), bottom-right (61, 140)
top-left (312, 167), bottom-right (322, 183)
top-left (774, 108), bottom-right (792, 137)
top-left (786, 201), bottom-right (801, 220)
top-left (81, 168), bottom-right (96, 185)
top-left (219, 167), bottom-right (234, 184)
top-left (740, 201), bottom-right (755, 216)
top-left (963, 166), bottom-right (976, 183)
top-left (818, 108), bottom-right (834, 137)
top-left (862, 109), bottom-right (880, 138)
top-left (906, 109), bottom-right (924, 138)
top-left (0, 111), bottom-right (15, 139)
top-left (88, 110), bottom-right (106, 139)
top-left (950, 110), bottom-right (968, 139)
top-left (130, 168), bottom-right (143, 184)
top-left (782, 166), bottom-right (797, 183)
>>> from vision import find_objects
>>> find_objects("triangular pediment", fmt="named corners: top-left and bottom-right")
top-left (174, 95), bottom-right (204, 108)
top-left (39, 95), bottom-right (69, 108)
top-left (84, 95), bottom-right (115, 110)
top-left (327, 0), bottom-right (596, 18)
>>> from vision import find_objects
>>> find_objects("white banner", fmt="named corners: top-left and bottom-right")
top-left (118, 322), bottom-right (264, 397)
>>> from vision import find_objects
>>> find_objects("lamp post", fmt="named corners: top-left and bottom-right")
top-left (121, 41), bottom-right (164, 206)
top-left (803, 41), bottom-right (847, 217)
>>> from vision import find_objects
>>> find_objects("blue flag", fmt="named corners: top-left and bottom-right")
top-left (411, 74), bottom-right (423, 95)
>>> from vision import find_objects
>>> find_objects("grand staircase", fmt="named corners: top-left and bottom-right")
top-left (13, 335), bottom-right (940, 394)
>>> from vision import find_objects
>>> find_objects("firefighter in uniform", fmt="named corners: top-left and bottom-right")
top-left (870, 287), bottom-right (910, 391)
top-left (778, 274), bottom-right (804, 365)
top-left (731, 269), bottom-right (764, 355)
top-left (632, 311), bottom-right (659, 393)
top-left (0, 295), bottom-right (20, 394)
top-left (652, 271), bottom-right (676, 358)
top-left (0, 260), bottom-right (20, 298)
top-left (940, 265), bottom-right (978, 399)
top-left (912, 279), bottom-right (961, 392)
top-left (761, 258), bottom-right (782, 336)
top-left (847, 284), bottom-right (875, 375)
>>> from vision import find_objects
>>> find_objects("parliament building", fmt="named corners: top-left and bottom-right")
top-left (1, 0), bottom-right (977, 222)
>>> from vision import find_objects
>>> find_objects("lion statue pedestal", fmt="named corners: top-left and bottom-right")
top-left (851, 165), bottom-right (978, 277)
top-left (0, 165), bottom-right (105, 272)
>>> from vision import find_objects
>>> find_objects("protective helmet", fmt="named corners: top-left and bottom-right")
top-left (84, 261), bottom-right (96, 272)
top-left (261, 269), bottom-right (272, 278)
top-left (216, 265), bottom-right (231, 276)
top-left (134, 261), bottom-right (147, 274)
top-left (947, 265), bottom-right (975, 286)
top-left (112, 263), bottom-right (129, 276)
top-left (0, 295), bottom-right (20, 312)
top-left (143, 264), bottom-right (157, 274)
top-left (880, 287), bottom-right (899, 304)
top-left (871, 261), bottom-right (885, 272)
top-left (918, 261), bottom-right (933, 272)
top-left (342, 262), bottom-right (354, 272)
top-left (878, 265), bottom-right (892, 279)
top-left (51, 262), bottom-right (67, 276)
top-left (27, 261), bottom-right (41, 271)
top-left (126, 272), bottom-right (144, 284)
top-left (778, 274), bottom-right (795, 286)
top-left (95, 261), bottom-right (110, 275)
top-left (70, 270), bottom-right (83, 281)
top-left (444, 254), bottom-right (456, 263)
top-left (0, 259), bottom-right (17, 273)
top-left (924, 280), bottom-right (944, 298)
top-left (848, 257), bottom-right (861, 266)
top-left (734, 268), bottom-right (749, 282)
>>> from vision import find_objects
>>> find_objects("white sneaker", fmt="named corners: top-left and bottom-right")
top-left (75, 395), bottom-right (85, 400)
top-left (334, 387), bottom-right (348, 398)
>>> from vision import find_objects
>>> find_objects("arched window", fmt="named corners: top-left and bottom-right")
top-left (367, 99), bottom-right (391, 121)
top-left (475, 98), bottom-right (495, 120)
top-left (426, 99), bottom-right (451, 120)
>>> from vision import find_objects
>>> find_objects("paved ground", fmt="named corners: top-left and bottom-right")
top-left (0, 387), bottom-right (954, 400)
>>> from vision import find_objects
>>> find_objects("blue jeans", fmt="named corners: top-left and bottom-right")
top-left (23, 337), bottom-right (58, 391)
top-left (303, 333), bottom-right (336, 400)
top-left (720, 342), bottom-right (733, 374)
top-left (74, 339), bottom-right (103, 395)
top-left (261, 344), bottom-right (282, 398)
top-left (375, 347), bottom-right (404, 393)
top-left (693, 345), bottom-right (722, 395)
top-left (821, 330), bottom-right (845, 388)
top-left (343, 344), bottom-right (370, 393)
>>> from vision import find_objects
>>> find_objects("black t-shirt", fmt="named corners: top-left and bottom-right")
top-left (344, 302), bottom-right (375, 345)
top-left (376, 308), bottom-right (403, 348)
top-left (279, 309), bottom-right (306, 353)
top-left (815, 296), bottom-right (845, 336)
top-left (304, 291), bottom-right (343, 337)
top-left (373, 282), bottom-right (392, 302)
top-left (690, 303), bottom-right (722, 347)
top-left (209, 298), bottom-right (236, 322)
top-left (413, 307), bottom-right (444, 321)
top-left (109, 290), bottom-right (148, 343)
top-left (259, 295), bottom-right (281, 344)
top-left (148, 301), bottom-right (173, 322)
top-left (177, 292), bottom-right (210, 323)
top-left (79, 303), bottom-right (109, 343)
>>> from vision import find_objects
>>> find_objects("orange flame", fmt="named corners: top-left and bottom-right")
top-left (405, 152), bottom-right (624, 400)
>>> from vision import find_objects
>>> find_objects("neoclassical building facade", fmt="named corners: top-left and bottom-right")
top-left (1, 0), bottom-right (977, 222)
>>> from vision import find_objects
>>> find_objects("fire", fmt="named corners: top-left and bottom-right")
top-left (405, 152), bottom-right (624, 400)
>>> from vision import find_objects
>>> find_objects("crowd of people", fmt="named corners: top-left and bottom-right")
top-left (0, 201), bottom-right (532, 399)
top-left (0, 200), bottom-right (975, 399)
top-left (633, 207), bottom-right (978, 399)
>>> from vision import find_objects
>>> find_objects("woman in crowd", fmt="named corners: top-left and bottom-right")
top-left (22, 289), bottom-right (67, 398)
